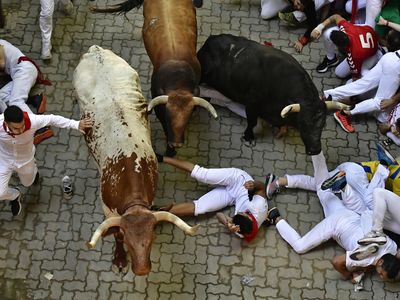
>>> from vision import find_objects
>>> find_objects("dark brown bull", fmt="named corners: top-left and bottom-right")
top-left (91, 0), bottom-right (217, 157)
top-left (73, 46), bottom-right (199, 276)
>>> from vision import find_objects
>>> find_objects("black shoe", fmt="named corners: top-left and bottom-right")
top-left (9, 191), bottom-right (22, 216)
top-left (264, 207), bottom-right (280, 226)
top-left (156, 153), bottom-right (164, 163)
top-left (321, 171), bottom-right (346, 191)
top-left (316, 56), bottom-right (340, 73)
top-left (33, 172), bottom-right (40, 185)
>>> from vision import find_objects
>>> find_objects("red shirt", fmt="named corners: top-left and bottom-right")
top-left (338, 20), bottom-right (378, 78)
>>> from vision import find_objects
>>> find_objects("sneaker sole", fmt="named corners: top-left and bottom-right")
top-left (321, 171), bottom-right (345, 190)
top-left (265, 175), bottom-right (276, 200)
top-left (34, 128), bottom-right (54, 145)
top-left (333, 112), bottom-right (354, 133)
top-left (350, 244), bottom-right (379, 260)
top-left (358, 237), bottom-right (387, 246)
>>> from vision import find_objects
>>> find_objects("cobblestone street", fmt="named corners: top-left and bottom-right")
top-left (0, 0), bottom-right (400, 299)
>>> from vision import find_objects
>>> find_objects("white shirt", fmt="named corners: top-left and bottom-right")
top-left (0, 113), bottom-right (79, 168)
top-left (0, 39), bottom-right (25, 78)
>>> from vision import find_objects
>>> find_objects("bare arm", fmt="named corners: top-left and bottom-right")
top-left (311, 14), bottom-right (345, 39)
top-left (244, 180), bottom-right (266, 197)
top-left (331, 255), bottom-right (352, 280)
top-left (378, 16), bottom-right (400, 32)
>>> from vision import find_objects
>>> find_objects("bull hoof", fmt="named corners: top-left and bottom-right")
top-left (112, 263), bottom-right (129, 275)
top-left (241, 136), bottom-right (256, 147)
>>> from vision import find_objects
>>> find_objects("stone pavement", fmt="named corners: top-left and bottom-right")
top-left (0, 0), bottom-right (399, 299)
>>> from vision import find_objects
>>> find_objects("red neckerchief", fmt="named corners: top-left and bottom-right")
top-left (350, 0), bottom-right (357, 24)
top-left (17, 56), bottom-right (52, 86)
top-left (2, 112), bottom-right (31, 137)
top-left (242, 212), bottom-right (259, 243)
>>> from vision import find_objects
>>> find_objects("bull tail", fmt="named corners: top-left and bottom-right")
top-left (90, 0), bottom-right (144, 14)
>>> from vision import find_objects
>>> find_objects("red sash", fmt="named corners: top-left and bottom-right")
top-left (17, 56), bottom-right (52, 86)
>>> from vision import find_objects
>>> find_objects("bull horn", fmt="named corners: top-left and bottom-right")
top-left (86, 216), bottom-right (121, 249)
top-left (281, 104), bottom-right (300, 118)
top-left (148, 96), bottom-right (168, 112)
top-left (153, 211), bottom-right (200, 236)
top-left (193, 97), bottom-right (218, 119)
top-left (325, 101), bottom-right (352, 111)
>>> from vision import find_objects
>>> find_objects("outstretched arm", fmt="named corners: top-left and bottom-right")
top-left (162, 156), bottom-right (195, 173)
top-left (311, 14), bottom-right (345, 39)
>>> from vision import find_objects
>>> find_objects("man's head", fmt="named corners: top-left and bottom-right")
top-left (232, 213), bottom-right (253, 234)
top-left (387, 30), bottom-right (400, 52)
top-left (4, 105), bottom-right (25, 135)
top-left (376, 254), bottom-right (400, 280)
top-left (330, 31), bottom-right (350, 53)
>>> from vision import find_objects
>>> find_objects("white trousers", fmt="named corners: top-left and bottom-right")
top-left (286, 162), bottom-right (388, 214)
top-left (345, 0), bottom-right (367, 24)
top-left (199, 85), bottom-right (246, 118)
top-left (276, 152), bottom-right (357, 253)
top-left (39, 0), bottom-right (71, 52)
top-left (260, 0), bottom-right (332, 21)
top-left (324, 51), bottom-right (400, 122)
top-left (322, 25), bottom-right (380, 78)
top-left (372, 188), bottom-right (400, 234)
top-left (191, 165), bottom-right (251, 215)
top-left (365, 0), bottom-right (383, 28)
top-left (0, 61), bottom-right (37, 114)
top-left (0, 159), bottom-right (38, 201)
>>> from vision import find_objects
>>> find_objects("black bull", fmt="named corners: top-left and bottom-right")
top-left (197, 34), bottom-right (328, 156)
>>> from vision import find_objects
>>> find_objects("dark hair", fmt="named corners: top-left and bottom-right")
top-left (4, 105), bottom-right (23, 123)
top-left (395, 118), bottom-right (400, 129)
top-left (387, 30), bottom-right (400, 52)
top-left (381, 253), bottom-right (400, 280)
top-left (330, 30), bottom-right (349, 49)
top-left (232, 214), bottom-right (253, 234)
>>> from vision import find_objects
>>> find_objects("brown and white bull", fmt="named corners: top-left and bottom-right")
top-left (91, 0), bottom-right (217, 156)
top-left (73, 45), bottom-right (199, 276)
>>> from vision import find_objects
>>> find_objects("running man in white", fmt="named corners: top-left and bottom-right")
top-left (0, 105), bottom-right (92, 216)
top-left (270, 151), bottom-right (399, 281)
top-left (156, 154), bottom-right (269, 243)
top-left (40, 0), bottom-right (74, 59)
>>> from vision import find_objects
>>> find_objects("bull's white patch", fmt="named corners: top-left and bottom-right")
top-left (73, 46), bottom-right (156, 176)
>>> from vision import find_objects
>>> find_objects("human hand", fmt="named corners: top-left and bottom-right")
top-left (293, 41), bottom-right (304, 53)
top-left (378, 16), bottom-right (387, 26)
top-left (380, 98), bottom-right (395, 110)
top-left (227, 222), bottom-right (240, 233)
top-left (311, 29), bottom-right (321, 40)
top-left (78, 117), bottom-right (93, 134)
top-left (243, 180), bottom-right (255, 190)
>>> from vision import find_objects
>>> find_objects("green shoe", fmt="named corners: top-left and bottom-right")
top-left (278, 12), bottom-right (300, 27)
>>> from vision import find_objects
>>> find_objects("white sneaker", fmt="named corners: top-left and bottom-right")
top-left (62, 176), bottom-right (73, 199)
top-left (358, 230), bottom-right (387, 245)
top-left (350, 243), bottom-right (380, 261)
top-left (41, 44), bottom-right (52, 60)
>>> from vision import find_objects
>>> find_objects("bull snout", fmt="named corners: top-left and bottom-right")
top-left (132, 263), bottom-right (151, 276)
top-left (169, 142), bottom-right (184, 148)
